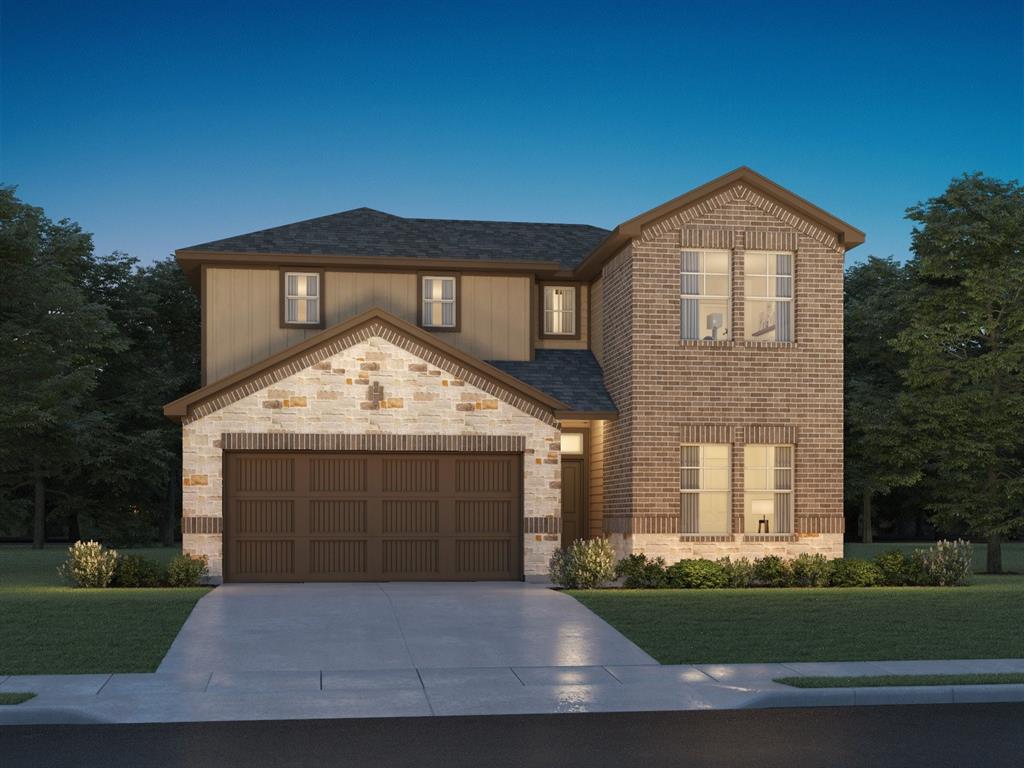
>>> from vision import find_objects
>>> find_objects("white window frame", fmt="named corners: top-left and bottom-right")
top-left (743, 444), bottom-right (794, 535)
top-left (283, 271), bottom-right (321, 326)
top-left (744, 251), bottom-right (794, 342)
top-left (680, 443), bottom-right (731, 534)
top-left (680, 249), bottom-right (731, 341)
top-left (421, 275), bottom-right (457, 329)
top-left (542, 285), bottom-right (577, 336)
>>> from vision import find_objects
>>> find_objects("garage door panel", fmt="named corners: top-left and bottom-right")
top-left (309, 457), bottom-right (367, 492)
top-left (309, 539), bottom-right (367, 575)
top-left (456, 539), bottom-right (512, 575)
top-left (236, 500), bottom-right (295, 535)
top-left (235, 539), bottom-right (295, 576)
top-left (383, 458), bottom-right (439, 492)
top-left (455, 500), bottom-right (513, 534)
top-left (310, 500), bottom-right (367, 533)
top-left (235, 456), bottom-right (295, 492)
top-left (225, 452), bottom-right (521, 582)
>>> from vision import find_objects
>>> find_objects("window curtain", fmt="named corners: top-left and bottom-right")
top-left (775, 254), bottom-right (792, 342)
top-left (680, 252), bottom-right (701, 340)
top-left (773, 446), bottom-right (792, 533)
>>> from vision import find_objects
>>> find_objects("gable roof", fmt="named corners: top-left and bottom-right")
top-left (180, 208), bottom-right (610, 272)
top-left (488, 351), bottom-right (617, 417)
top-left (163, 308), bottom-right (569, 423)
top-left (574, 166), bottom-right (865, 279)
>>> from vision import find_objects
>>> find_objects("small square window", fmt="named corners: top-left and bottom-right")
top-left (560, 432), bottom-right (584, 455)
top-left (282, 272), bottom-right (321, 327)
top-left (541, 285), bottom-right (577, 337)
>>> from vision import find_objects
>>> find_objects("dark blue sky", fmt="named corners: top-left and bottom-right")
top-left (3, 1), bottom-right (1021, 265)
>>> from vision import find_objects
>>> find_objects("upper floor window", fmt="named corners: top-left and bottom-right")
top-left (744, 444), bottom-right (793, 534)
top-left (680, 249), bottom-right (730, 341)
top-left (744, 252), bottom-right (793, 342)
top-left (282, 271), bottom-right (322, 328)
top-left (541, 285), bottom-right (577, 338)
top-left (680, 443), bottom-right (730, 534)
top-left (420, 275), bottom-right (458, 330)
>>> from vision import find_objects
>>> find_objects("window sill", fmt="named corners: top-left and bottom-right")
top-left (679, 339), bottom-right (734, 348)
top-left (739, 340), bottom-right (797, 349)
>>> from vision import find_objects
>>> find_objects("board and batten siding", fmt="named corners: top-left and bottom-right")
top-left (204, 268), bottom-right (531, 383)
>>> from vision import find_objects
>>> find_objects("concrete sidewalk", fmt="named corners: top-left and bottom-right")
top-left (3, 659), bottom-right (1024, 725)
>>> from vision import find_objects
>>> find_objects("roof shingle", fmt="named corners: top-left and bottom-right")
top-left (488, 350), bottom-right (616, 414)
top-left (184, 208), bottom-right (610, 271)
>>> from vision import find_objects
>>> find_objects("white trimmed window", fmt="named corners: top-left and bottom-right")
top-left (421, 276), bottom-right (457, 328)
top-left (680, 444), bottom-right (730, 534)
top-left (744, 445), bottom-right (793, 534)
top-left (680, 249), bottom-right (731, 341)
top-left (284, 272), bottom-right (320, 325)
top-left (744, 251), bottom-right (794, 342)
top-left (543, 286), bottom-right (577, 336)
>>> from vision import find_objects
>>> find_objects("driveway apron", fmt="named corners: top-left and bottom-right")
top-left (157, 582), bottom-right (656, 673)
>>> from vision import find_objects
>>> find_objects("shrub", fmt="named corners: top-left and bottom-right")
top-left (790, 553), bottom-right (831, 587)
top-left (828, 558), bottom-right (882, 587)
top-left (113, 555), bottom-right (165, 588)
top-left (751, 555), bottom-right (793, 587)
top-left (548, 538), bottom-right (616, 589)
top-left (615, 553), bottom-right (668, 589)
top-left (873, 549), bottom-right (912, 586)
top-left (717, 557), bottom-right (754, 588)
top-left (57, 541), bottom-right (118, 588)
top-left (666, 559), bottom-right (728, 589)
top-left (918, 539), bottom-right (973, 586)
top-left (166, 554), bottom-right (208, 587)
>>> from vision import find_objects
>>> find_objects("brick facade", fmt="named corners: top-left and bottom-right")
top-left (601, 182), bottom-right (845, 560)
top-left (181, 334), bottom-right (561, 582)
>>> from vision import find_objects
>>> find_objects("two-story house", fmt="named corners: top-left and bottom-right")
top-left (164, 167), bottom-right (863, 583)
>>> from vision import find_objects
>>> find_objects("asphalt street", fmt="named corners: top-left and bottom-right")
top-left (2, 702), bottom-right (1020, 768)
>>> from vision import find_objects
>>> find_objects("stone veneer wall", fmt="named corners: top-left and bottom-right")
top-left (181, 335), bottom-right (561, 581)
top-left (601, 182), bottom-right (845, 561)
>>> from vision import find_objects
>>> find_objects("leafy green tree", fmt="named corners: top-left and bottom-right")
top-left (0, 188), bottom-right (123, 546)
top-left (844, 257), bottom-right (922, 541)
top-left (895, 173), bottom-right (1024, 572)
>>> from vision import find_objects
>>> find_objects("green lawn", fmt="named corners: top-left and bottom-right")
top-left (775, 673), bottom-right (1024, 689)
top-left (569, 575), bottom-right (1024, 664)
top-left (845, 542), bottom-right (1024, 573)
top-left (0, 545), bottom-right (210, 675)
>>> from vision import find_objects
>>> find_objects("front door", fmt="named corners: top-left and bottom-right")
top-left (560, 458), bottom-right (586, 547)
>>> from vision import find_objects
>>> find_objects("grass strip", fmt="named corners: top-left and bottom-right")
top-left (0, 693), bottom-right (36, 705)
top-left (775, 673), bottom-right (1024, 688)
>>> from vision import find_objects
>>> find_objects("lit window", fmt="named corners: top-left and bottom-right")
top-left (284, 272), bottom-right (320, 325)
top-left (543, 286), bottom-right (577, 336)
top-left (680, 250), bottom-right (731, 341)
top-left (744, 252), bottom-right (793, 342)
top-left (421, 276), bottom-right (457, 328)
top-left (744, 445), bottom-right (793, 534)
top-left (680, 444), bottom-right (730, 534)
top-left (560, 432), bottom-right (584, 455)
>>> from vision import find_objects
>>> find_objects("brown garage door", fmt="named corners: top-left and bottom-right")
top-left (223, 452), bottom-right (522, 582)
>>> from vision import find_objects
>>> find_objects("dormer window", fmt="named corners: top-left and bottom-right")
top-left (540, 285), bottom-right (578, 338)
top-left (420, 274), bottom-right (459, 330)
top-left (281, 271), bottom-right (323, 328)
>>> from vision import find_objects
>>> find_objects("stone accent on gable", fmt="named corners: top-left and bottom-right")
top-left (182, 334), bottom-right (561, 581)
top-left (183, 319), bottom-right (557, 427)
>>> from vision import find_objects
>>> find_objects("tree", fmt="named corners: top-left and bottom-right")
top-left (0, 188), bottom-right (123, 546)
top-left (895, 173), bottom-right (1024, 572)
top-left (844, 257), bottom-right (922, 542)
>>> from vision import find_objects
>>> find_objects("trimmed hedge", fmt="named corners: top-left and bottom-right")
top-left (609, 540), bottom-right (973, 589)
top-left (58, 541), bottom-right (208, 588)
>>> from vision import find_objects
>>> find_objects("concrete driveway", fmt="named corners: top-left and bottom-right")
top-left (158, 582), bottom-right (656, 673)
